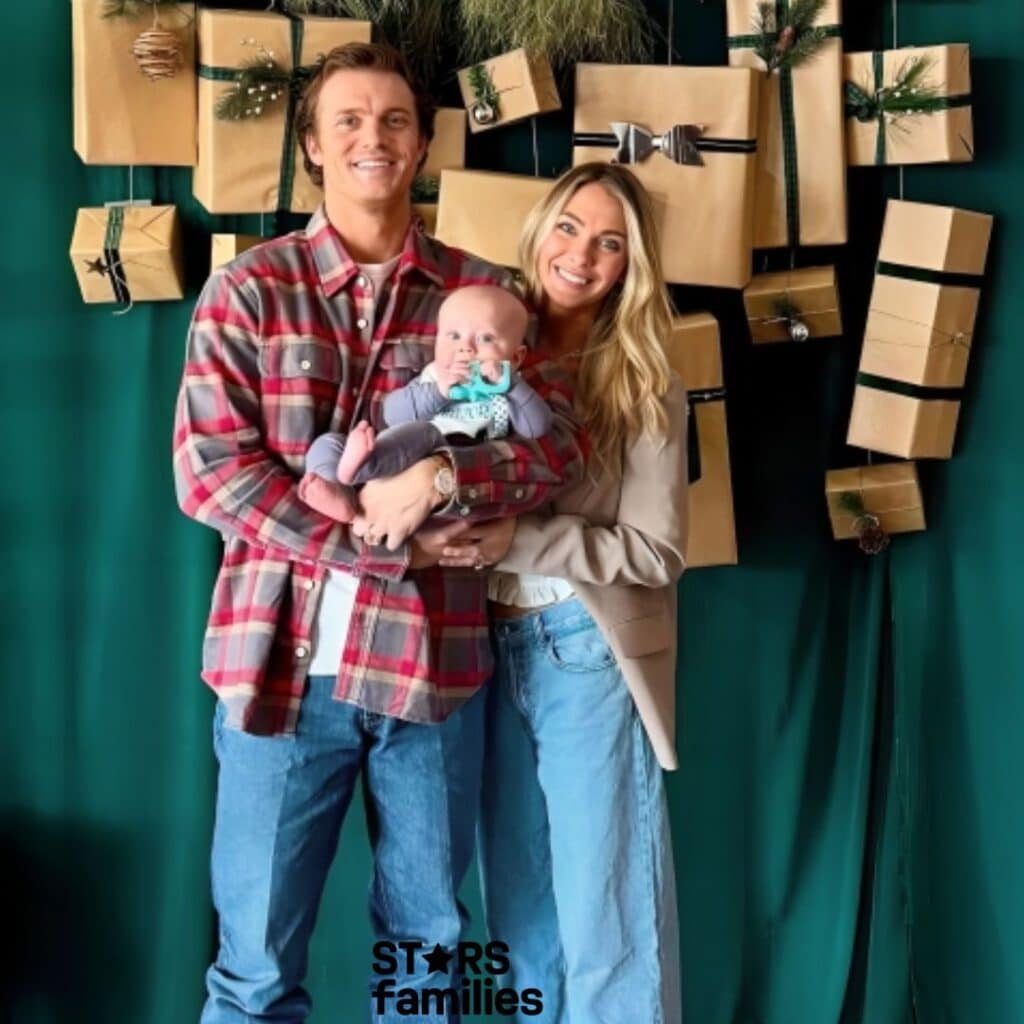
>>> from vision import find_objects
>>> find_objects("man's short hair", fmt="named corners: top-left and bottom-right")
top-left (295, 42), bottom-right (436, 188)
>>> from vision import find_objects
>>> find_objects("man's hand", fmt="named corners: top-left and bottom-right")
top-left (352, 456), bottom-right (448, 550)
top-left (439, 518), bottom-right (517, 569)
top-left (409, 521), bottom-right (473, 569)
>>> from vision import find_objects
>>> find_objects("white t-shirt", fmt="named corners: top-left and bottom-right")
top-left (308, 255), bottom-right (401, 676)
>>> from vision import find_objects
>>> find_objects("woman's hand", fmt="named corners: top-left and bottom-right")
top-left (353, 456), bottom-right (446, 550)
top-left (408, 521), bottom-right (472, 569)
top-left (439, 518), bottom-right (517, 570)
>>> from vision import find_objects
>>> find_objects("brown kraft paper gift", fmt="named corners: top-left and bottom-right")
top-left (457, 50), bottom-right (561, 134)
top-left (73, 0), bottom-right (197, 166)
top-left (847, 199), bottom-right (993, 459)
top-left (573, 64), bottom-right (760, 288)
top-left (726, 0), bottom-right (847, 249)
top-left (744, 266), bottom-right (843, 343)
top-left (194, 9), bottom-right (371, 214)
top-left (663, 314), bottom-right (738, 568)
top-left (825, 463), bottom-right (926, 541)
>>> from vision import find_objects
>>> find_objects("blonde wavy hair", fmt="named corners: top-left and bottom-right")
top-left (518, 162), bottom-right (674, 460)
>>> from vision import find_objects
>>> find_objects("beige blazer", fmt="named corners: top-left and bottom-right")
top-left (495, 377), bottom-right (688, 770)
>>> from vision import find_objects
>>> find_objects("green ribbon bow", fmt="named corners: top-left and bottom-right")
top-left (199, 13), bottom-right (310, 212)
top-left (728, 1), bottom-right (841, 249)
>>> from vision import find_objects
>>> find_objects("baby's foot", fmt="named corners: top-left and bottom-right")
top-left (337, 421), bottom-right (376, 484)
top-left (298, 473), bottom-right (358, 523)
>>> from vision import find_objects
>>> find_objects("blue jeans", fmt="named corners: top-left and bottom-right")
top-left (200, 675), bottom-right (484, 1023)
top-left (479, 598), bottom-right (681, 1024)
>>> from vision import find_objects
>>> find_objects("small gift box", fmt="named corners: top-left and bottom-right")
top-left (412, 108), bottom-right (467, 237)
top-left (847, 199), bottom-right (994, 459)
top-left (573, 63), bottom-right (760, 288)
top-left (70, 205), bottom-right (184, 305)
top-left (825, 463), bottom-right (926, 552)
top-left (210, 233), bottom-right (264, 272)
top-left (726, 0), bottom-right (847, 249)
top-left (845, 44), bottom-right (973, 166)
top-left (663, 314), bottom-right (738, 569)
top-left (73, 0), bottom-right (197, 166)
top-left (435, 169), bottom-right (553, 268)
top-left (744, 266), bottom-right (843, 344)
top-left (457, 49), bottom-right (561, 133)
top-left (194, 9), bottom-right (372, 214)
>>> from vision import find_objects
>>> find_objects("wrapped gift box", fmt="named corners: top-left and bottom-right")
top-left (573, 64), bottom-right (760, 288)
top-left (210, 233), bottom-right (265, 272)
top-left (457, 49), bottom-right (560, 133)
top-left (726, 0), bottom-right (846, 248)
top-left (744, 265), bottom-right (843, 344)
top-left (194, 9), bottom-right (371, 214)
top-left (413, 108), bottom-right (467, 237)
top-left (70, 205), bottom-right (184, 305)
top-left (825, 462), bottom-right (926, 541)
top-left (847, 199), bottom-right (993, 459)
top-left (845, 45), bottom-right (973, 166)
top-left (73, 0), bottom-right (197, 165)
top-left (663, 314), bottom-right (738, 568)
top-left (435, 170), bottom-right (553, 268)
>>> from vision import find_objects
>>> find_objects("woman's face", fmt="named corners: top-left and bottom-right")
top-left (536, 181), bottom-right (629, 316)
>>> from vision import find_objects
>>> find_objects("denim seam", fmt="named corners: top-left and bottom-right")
top-left (634, 709), bottom-right (665, 1024)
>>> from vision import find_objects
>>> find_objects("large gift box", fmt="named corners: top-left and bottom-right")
top-left (70, 205), bottom-right (184, 305)
top-left (847, 199), bottom-right (993, 459)
top-left (845, 45), bottom-right (973, 166)
top-left (435, 170), bottom-right (553, 268)
top-left (744, 265), bottom-right (843, 344)
top-left (194, 9), bottom-right (371, 214)
top-left (73, 0), bottom-right (197, 165)
top-left (457, 49), bottom-right (561, 133)
top-left (413, 109), bottom-right (468, 237)
top-left (211, 233), bottom-right (265, 272)
top-left (573, 64), bottom-right (760, 288)
top-left (663, 314), bottom-right (738, 568)
top-left (825, 462), bottom-right (926, 542)
top-left (726, 0), bottom-right (847, 249)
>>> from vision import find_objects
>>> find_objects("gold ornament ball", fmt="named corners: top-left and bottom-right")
top-left (133, 27), bottom-right (184, 82)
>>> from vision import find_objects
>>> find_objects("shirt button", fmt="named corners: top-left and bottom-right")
top-left (300, 359), bottom-right (311, 371)
top-left (515, 488), bottom-right (525, 499)
top-left (459, 505), bottom-right (471, 517)
top-left (355, 275), bottom-right (366, 287)
top-left (356, 317), bottom-right (368, 330)
top-left (295, 645), bottom-right (309, 659)
top-left (351, 386), bottom-right (358, 396)
top-left (468, 488), bottom-right (478, 499)
top-left (304, 579), bottom-right (316, 591)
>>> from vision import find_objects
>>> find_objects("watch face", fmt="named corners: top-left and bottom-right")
top-left (436, 467), bottom-right (456, 496)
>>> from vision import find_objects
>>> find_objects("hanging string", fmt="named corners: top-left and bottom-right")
top-left (666, 0), bottom-right (674, 66)
top-left (128, 165), bottom-right (135, 205)
top-left (531, 118), bottom-right (540, 177)
top-left (892, 0), bottom-right (905, 200)
top-left (260, 212), bottom-right (266, 238)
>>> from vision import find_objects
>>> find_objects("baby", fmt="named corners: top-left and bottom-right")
top-left (299, 284), bottom-right (552, 523)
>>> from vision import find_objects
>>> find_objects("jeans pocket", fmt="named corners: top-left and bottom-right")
top-left (543, 617), bottom-right (616, 674)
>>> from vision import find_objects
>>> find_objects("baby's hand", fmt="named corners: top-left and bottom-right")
top-left (434, 360), bottom-right (470, 398)
top-left (478, 359), bottom-right (504, 383)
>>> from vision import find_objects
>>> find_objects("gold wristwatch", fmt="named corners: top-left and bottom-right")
top-left (432, 456), bottom-right (456, 506)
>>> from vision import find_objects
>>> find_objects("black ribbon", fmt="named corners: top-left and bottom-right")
top-left (856, 372), bottom-right (963, 403)
top-left (876, 260), bottom-right (983, 290)
top-left (91, 206), bottom-right (130, 306)
top-left (686, 387), bottom-right (727, 485)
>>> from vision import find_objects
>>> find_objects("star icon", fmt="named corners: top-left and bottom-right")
top-left (422, 943), bottom-right (453, 974)
top-left (85, 257), bottom-right (110, 276)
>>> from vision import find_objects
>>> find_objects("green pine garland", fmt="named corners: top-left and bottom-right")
top-left (458, 0), bottom-right (653, 66)
top-left (467, 63), bottom-right (501, 123)
top-left (214, 58), bottom-right (292, 121)
top-left (753, 0), bottom-right (830, 73)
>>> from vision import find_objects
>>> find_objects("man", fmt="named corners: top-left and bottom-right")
top-left (173, 43), bottom-right (585, 1023)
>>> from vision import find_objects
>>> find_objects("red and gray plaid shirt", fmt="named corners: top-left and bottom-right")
top-left (173, 206), bottom-right (586, 734)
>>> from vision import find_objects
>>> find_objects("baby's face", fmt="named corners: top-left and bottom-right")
top-left (434, 289), bottom-right (527, 373)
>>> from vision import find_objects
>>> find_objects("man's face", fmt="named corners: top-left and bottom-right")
top-left (304, 68), bottom-right (426, 210)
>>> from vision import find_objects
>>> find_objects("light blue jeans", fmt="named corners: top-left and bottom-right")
top-left (200, 674), bottom-right (484, 1023)
top-left (479, 598), bottom-right (681, 1024)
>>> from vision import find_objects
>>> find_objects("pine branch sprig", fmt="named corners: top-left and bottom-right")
top-left (878, 56), bottom-right (945, 118)
top-left (753, 0), bottom-right (829, 72)
top-left (214, 57), bottom-right (291, 121)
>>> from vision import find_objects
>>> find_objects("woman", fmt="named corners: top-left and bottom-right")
top-left (440, 163), bottom-right (688, 1023)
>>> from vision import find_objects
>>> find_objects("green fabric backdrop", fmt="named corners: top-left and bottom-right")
top-left (4, 1), bottom-right (1022, 1020)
